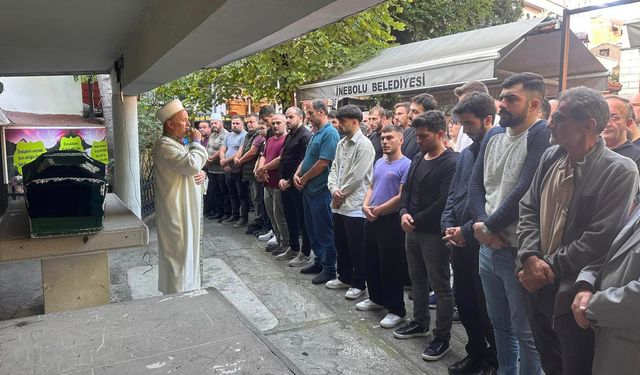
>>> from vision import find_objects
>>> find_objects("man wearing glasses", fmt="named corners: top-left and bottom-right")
top-left (518, 86), bottom-right (639, 375)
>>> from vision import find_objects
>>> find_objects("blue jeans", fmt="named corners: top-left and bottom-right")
top-left (479, 245), bottom-right (542, 375)
top-left (302, 189), bottom-right (336, 273)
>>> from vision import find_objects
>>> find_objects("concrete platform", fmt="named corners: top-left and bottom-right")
top-left (0, 289), bottom-right (298, 374)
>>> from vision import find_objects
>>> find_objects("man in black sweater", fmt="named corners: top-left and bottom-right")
top-left (394, 110), bottom-right (458, 362)
top-left (441, 92), bottom-right (498, 374)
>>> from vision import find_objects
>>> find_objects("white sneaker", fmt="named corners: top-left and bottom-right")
top-left (259, 230), bottom-right (275, 241)
top-left (288, 252), bottom-right (310, 267)
top-left (345, 287), bottom-right (365, 300)
top-left (380, 313), bottom-right (405, 329)
top-left (355, 299), bottom-right (384, 311)
top-left (275, 248), bottom-right (297, 260)
top-left (266, 236), bottom-right (278, 248)
top-left (325, 279), bottom-right (350, 290)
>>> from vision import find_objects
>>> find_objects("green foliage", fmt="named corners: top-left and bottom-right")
top-left (490, 0), bottom-right (525, 27)
top-left (390, 0), bottom-right (523, 44)
top-left (137, 93), bottom-right (163, 152)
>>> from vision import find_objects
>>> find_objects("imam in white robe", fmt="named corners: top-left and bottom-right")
top-left (152, 136), bottom-right (207, 294)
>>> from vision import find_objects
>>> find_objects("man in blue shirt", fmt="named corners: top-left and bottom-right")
top-left (294, 100), bottom-right (340, 284)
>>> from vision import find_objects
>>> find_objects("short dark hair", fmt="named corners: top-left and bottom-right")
top-left (540, 98), bottom-right (551, 120)
top-left (385, 109), bottom-right (395, 120)
top-left (194, 120), bottom-right (209, 128)
top-left (412, 110), bottom-right (446, 133)
top-left (605, 95), bottom-right (635, 122)
top-left (381, 124), bottom-right (404, 134)
top-left (231, 115), bottom-right (244, 122)
top-left (328, 110), bottom-right (337, 119)
top-left (410, 93), bottom-right (438, 111)
top-left (246, 113), bottom-right (259, 121)
top-left (558, 86), bottom-right (610, 133)
top-left (259, 105), bottom-right (275, 118)
top-left (335, 105), bottom-right (363, 122)
top-left (311, 99), bottom-right (328, 115)
top-left (501, 72), bottom-right (545, 100)
top-left (452, 92), bottom-right (496, 124)
top-left (454, 80), bottom-right (489, 97)
top-left (394, 102), bottom-right (410, 111)
top-left (287, 106), bottom-right (305, 119)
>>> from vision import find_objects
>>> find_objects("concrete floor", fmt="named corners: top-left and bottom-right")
top-left (0, 213), bottom-right (469, 374)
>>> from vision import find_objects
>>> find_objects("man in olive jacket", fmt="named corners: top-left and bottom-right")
top-left (517, 87), bottom-right (639, 375)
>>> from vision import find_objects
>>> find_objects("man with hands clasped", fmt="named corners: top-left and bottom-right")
top-left (441, 92), bottom-right (498, 374)
top-left (517, 86), bottom-right (638, 375)
top-left (358, 125), bottom-right (411, 329)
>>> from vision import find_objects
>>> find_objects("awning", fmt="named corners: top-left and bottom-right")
top-left (628, 19), bottom-right (640, 48)
top-left (299, 17), bottom-right (609, 100)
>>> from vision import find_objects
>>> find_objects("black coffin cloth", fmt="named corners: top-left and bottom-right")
top-left (22, 150), bottom-right (107, 237)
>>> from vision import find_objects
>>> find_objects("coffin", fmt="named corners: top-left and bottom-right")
top-left (22, 151), bottom-right (106, 238)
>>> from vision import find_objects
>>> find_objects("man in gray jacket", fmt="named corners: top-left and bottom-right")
top-left (572, 201), bottom-right (640, 375)
top-left (517, 86), bottom-right (639, 375)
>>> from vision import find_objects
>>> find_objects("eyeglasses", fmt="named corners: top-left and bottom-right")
top-left (550, 112), bottom-right (577, 124)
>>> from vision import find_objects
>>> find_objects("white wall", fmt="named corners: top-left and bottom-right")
top-left (0, 76), bottom-right (83, 115)
top-left (619, 48), bottom-right (640, 96)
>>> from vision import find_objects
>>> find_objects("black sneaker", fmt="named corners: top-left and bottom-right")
top-left (422, 338), bottom-right (450, 361)
top-left (245, 225), bottom-right (260, 235)
top-left (218, 214), bottom-right (231, 223)
top-left (300, 264), bottom-right (323, 275)
top-left (448, 354), bottom-right (483, 374)
top-left (393, 321), bottom-right (429, 339)
top-left (311, 270), bottom-right (335, 285)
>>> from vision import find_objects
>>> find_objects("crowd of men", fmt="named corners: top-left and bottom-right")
top-left (153, 72), bottom-right (640, 375)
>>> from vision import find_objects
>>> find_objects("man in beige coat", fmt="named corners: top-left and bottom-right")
top-left (153, 99), bottom-right (208, 294)
top-left (573, 202), bottom-right (640, 375)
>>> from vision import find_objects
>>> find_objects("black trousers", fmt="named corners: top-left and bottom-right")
top-left (364, 213), bottom-right (406, 317)
top-left (451, 242), bottom-right (497, 366)
top-left (523, 283), bottom-right (595, 375)
top-left (333, 214), bottom-right (366, 289)
top-left (225, 172), bottom-right (249, 219)
top-left (281, 187), bottom-right (310, 255)
top-left (205, 172), bottom-right (230, 216)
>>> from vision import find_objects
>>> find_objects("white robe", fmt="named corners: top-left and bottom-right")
top-left (152, 136), bottom-right (207, 294)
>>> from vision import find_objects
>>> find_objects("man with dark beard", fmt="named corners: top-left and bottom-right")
top-left (442, 92), bottom-right (498, 374)
top-left (468, 72), bottom-right (550, 374)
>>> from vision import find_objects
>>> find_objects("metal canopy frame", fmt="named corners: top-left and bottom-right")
top-left (558, 0), bottom-right (640, 92)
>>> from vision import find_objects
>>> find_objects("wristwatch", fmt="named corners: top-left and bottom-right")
top-left (481, 224), bottom-right (491, 235)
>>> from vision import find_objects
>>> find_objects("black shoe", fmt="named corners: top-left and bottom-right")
top-left (393, 320), bottom-right (429, 339)
top-left (481, 362), bottom-right (498, 375)
top-left (300, 264), bottom-right (323, 275)
top-left (210, 212), bottom-right (223, 219)
top-left (448, 354), bottom-right (483, 374)
top-left (422, 338), bottom-right (450, 361)
top-left (245, 225), bottom-right (260, 235)
top-left (311, 270), bottom-right (335, 285)
top-left (218, 214), bottom-right (230, 223)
